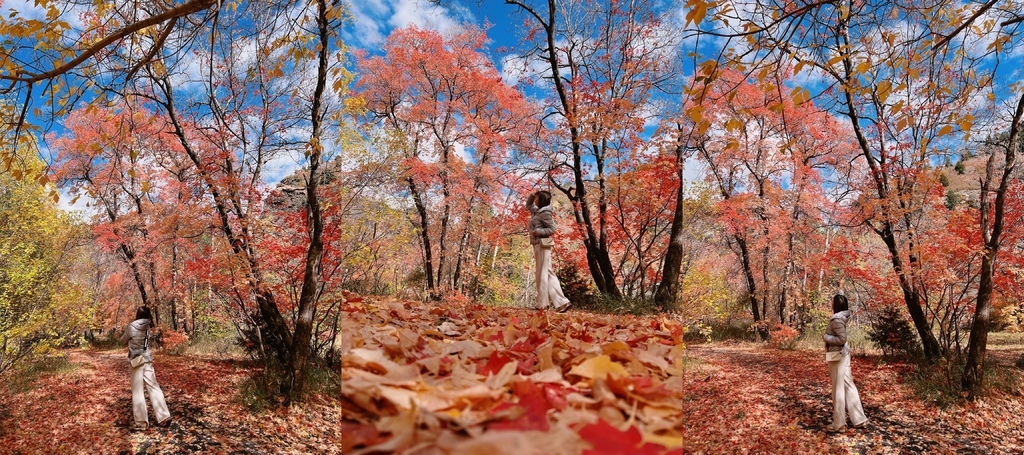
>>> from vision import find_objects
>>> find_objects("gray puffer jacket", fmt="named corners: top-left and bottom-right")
top-left (120, 318), bottom-right (153, 363)
top-left (528, 204), bottom-right (556, 245)
top-left (823, 310), bottom-right (850, 354)
top-left (532, 203), bottom-right (557, 244)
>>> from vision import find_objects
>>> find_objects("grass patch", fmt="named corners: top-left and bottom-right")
top-left (573, 294), bottom-right (664, 316)
top-left (238, 367), bottom-right (284, 413)
top-left (88, 334), bottom-right (122, 350)
top-left (988, 332), bottom-right (1024, 347)
top-left (903, 358), bottom-right (1021, 408)
top-left (904, 359), bottom-right (965, 409)
top-left (4, 354), bottom-right (79, 394)
top-left (237, 362), bottom-right (340, 413)
top-left (182, 333), bottom-right (244, 358)
top-left (984, 362), bottom-right (1021, 396)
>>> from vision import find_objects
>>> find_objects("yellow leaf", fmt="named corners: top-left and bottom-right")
top-left (877, 80), bottom-right (892, 103)
top-left (827, 54), bottom-right (844, 67)
top-left (938, 125), bottom-right (953, 136)
top-left (855, 60), bottom-right (871, 74)
top-left (568, 354), bottom-right (629, 380)
top-left (891, 100), bottom-right (905, 114)
top-left (602, 340), bottom-right (631, 356)
top-left (959, 119), bottom-right (973, 132)
top-left (685, 0), bottom-right (709, 26)
top-left (643, 432), bottom-right (684, 449)
top-left (895, 116), bottom-right (908, 132)
top-left (687, 106), bottom-right (703, 124)
top-left (791, 87), bottom-right (810, 105)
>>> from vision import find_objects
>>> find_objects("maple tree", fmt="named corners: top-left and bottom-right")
top-left (682, 68), bottom-right (848, 327)
top-left (357, 25), bottom-right (534, 298)
top-left (46, 0), bottom-right (354, 403)
top-left (504, 0), bottom-right (684, 301)
top-left (683, 0), bottom-right (1024, 392)
top-left (0, 0), bottom-right (219, 168)
top-left (49, 104), bottom-right (187, 322)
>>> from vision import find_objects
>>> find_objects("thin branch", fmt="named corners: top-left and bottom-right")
top-left (932, 0), bottom-right (999, 50)
top-left (0, 0), bottom-right (216, 84)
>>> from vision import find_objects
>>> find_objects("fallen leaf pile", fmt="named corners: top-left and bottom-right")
top-left (3, 302), bottom-right (1020, 454)
top-left (681, 344), bottom-right (1024, 454)
top-left (340, 298), bottom-right (685, 454)
top-left (0, 349), bottom-right (342, 454)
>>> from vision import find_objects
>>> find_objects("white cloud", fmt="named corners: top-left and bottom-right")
top-left (56, 186), bottom-right (98, 217)
top-left (346, 0), bottom-right (472, 47)
top-left (388, 0), bottom-right (458, 32)
top-left (4, 0), bottom-right (87, 30)
top-left (264, 150), bottom-right (307, 185)
top-left (500, 53), bottom-right (552, 88)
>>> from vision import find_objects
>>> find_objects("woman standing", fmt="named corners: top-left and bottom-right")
top-left (823, 294), bottom-right (867, 432)
top-left (120, 307), bottom-right (171, 430)
top-left (527, 190), bottom-right (570, 312)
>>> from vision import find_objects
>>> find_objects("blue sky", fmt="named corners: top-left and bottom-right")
top-left (11, 0), bottom-right (1022, 213)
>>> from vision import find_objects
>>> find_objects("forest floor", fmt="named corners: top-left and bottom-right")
top-left (0, 348), bottom-right (342, 454)
top-left (3, 298), bottom-right (1022, 455)
top-left (681, 342), bottom-right (1024, 454)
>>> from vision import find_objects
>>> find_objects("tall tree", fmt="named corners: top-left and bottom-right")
top-left (505, 0), bottom-right (682, 298)
top-left (686, 0), bottom-right (995, 358)
top-left (686, 68), bottom-right (848, 325)
top-left (1, 141), bottom-right (92, 376)
top-left (357, 25), bottom-right (532, 297)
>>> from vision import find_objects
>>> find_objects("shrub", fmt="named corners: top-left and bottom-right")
top-left (555, 263), bottom-right (594, 309)
top-left (749, 321), bottom-right (800, 349)
top-left (769, 323), bottom-right (800, 350)
top-left (868, 306), bottom-right (922, 359)
top-left (154, 329), bottom-right (189, 355)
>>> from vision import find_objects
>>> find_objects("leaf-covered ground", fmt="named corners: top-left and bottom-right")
top-left (4, 300), bottom-right (1020, 455)
top-left (682, 344), bottom-right (1024, 454)
top-left (0, 349), bottom-right (342, 454)
top-left (340, 298), bottom-right (685, 454)
top-left (339, 298), bottom-right (1024, 454)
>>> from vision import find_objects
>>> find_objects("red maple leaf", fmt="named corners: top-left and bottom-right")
top-left (578, 419), bottom-right (671, 455)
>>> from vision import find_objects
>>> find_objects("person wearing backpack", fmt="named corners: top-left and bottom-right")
top-left (120, 306), bottom-right (170, 430)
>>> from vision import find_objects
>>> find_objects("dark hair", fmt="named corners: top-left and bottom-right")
top-left (535, 191), bottom-right (551, 208)
top-left (832, 294), bottom-right (849, 313)
top-left (135, 307), bottom-right (152, 321)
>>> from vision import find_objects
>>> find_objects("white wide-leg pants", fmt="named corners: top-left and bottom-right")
top-left (829, 353), bottom-right (867, 428)
top-left (131, 361), bottom-right (170, 426)
top-left (533, 244), bottom-right (569, 310)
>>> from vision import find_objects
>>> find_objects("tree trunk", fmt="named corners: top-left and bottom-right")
top-left (734, 235), bottom-right (762, 324)
top-left (655, 134), bottom-right (688, 308)
top-left (287, 0), bottom-right (330, 405)
top-left (408, 177), bottom-right (435, 293)
top-left (963, 93), bottom-right (1023, 398)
